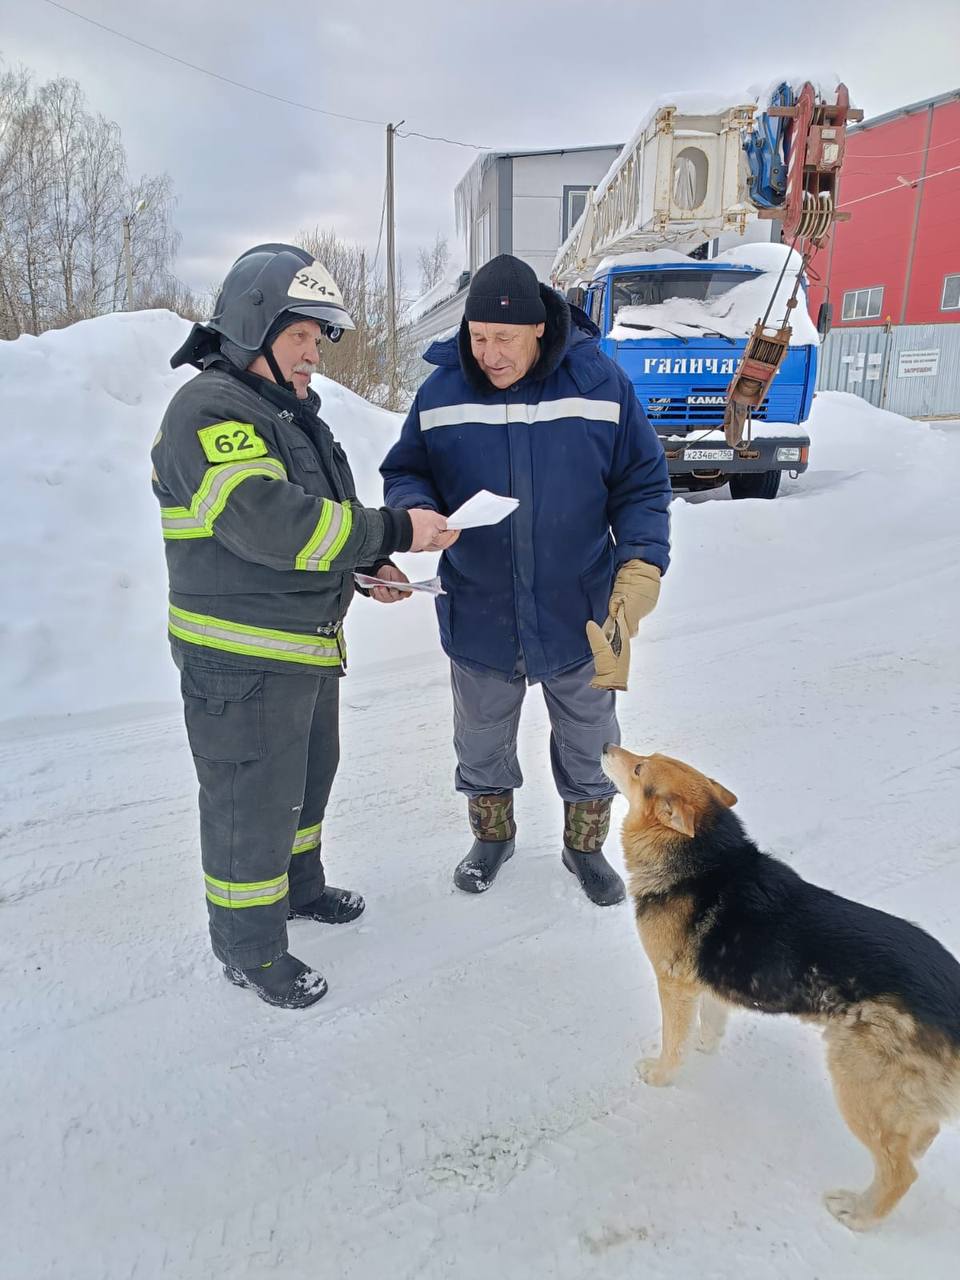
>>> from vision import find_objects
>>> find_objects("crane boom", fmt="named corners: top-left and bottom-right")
top-left (551, 81), bottom-right (863, 443)
top-left (552, 83), bottom-right (862, 286)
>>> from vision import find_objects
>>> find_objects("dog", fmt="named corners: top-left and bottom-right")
top-left (600, 744), bottom-right (960, 1231)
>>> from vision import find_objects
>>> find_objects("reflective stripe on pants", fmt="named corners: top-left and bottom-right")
top-left (177, 657), bottom-right (341, 968)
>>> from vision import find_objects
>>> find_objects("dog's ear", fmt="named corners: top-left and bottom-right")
top-left (654, 795), bottom-right (696, 838)
top-left (709, 778), bottom-right (737, 808)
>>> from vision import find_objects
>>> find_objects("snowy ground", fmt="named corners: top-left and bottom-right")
top-left (1, 314), bottom-right (958, 1279)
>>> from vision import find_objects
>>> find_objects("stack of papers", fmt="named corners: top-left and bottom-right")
top-left (353, 574), bottom-right (445, 596)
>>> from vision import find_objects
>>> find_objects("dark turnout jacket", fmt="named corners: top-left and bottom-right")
top-left (152, 362), bottom-right (411, 673)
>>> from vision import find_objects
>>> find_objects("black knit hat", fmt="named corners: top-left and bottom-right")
top-left (464, 254), bottom-right (547, 325)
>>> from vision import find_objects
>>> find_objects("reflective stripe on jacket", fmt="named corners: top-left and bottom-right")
top-left (381, 295), bottom-right (671, 681)
top-left (153, 364), bottom-right (386, 672)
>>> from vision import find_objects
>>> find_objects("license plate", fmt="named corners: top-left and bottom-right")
top-left (684, 447), bottom-right (734, 462)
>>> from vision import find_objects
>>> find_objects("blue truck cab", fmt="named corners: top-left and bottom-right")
top-left (581, 259), bottom-right (816, 499)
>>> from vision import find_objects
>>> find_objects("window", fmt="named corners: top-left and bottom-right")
top-left (672, 147), bottom-right (709, 210)
top-left (611, 268), bottom-right (760, 312)
top-left (472, 208), bottom-right (491, 270)
top-left (841, 286), bottom-right (884, 321)
top-left (562, 186), bottom-right (591, 240)
top-left (941, 274), bottom-right (960, 311)
top-left (588, 283), bottom-right (606, 328)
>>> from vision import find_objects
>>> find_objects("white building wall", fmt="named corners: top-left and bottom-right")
top-left (420, 146), bottom-right (626, 346)
top-left (510, 148), bottom-right (621, 280)
top-left (710, 219), bottom-right (780, 257)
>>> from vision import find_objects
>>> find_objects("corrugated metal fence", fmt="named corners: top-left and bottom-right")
top-left (817, 323), bottom-right (960, 417)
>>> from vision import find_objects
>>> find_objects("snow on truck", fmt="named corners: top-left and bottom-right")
top-left (552, 82), bottom-right (862, 498)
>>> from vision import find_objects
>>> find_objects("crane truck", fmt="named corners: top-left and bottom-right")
top-left (552, 83), bottom-right (862, 498)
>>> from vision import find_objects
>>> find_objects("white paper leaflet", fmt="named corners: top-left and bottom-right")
top-left (445, 490), bottom-right (519, 530)
top-left (353, 573), bottom-right (445, 596)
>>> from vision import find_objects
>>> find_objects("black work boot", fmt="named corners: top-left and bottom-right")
top-left (289, 886), bottom-right (365, 924)
top-left (223, 951), bottom-right (328, 1008)
top-left (454, 793), bottom-right (516, 893)
top-left (562, 798), bottom-right (625, 906)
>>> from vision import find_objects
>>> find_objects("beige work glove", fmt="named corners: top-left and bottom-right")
top-left (585, 560), bottom-right (661, 692)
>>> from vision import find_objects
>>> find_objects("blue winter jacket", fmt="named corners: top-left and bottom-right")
top-left (381, 288), bottom-right (671, 682)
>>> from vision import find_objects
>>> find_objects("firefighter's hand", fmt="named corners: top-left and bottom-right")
top-left (408, 508), bottom-right (460, 552)
top-left (370, 564), bottom-right (410, 604)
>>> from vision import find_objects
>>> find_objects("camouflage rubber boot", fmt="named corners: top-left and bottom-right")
top-left (561, 797), bottom-right (625, 906)
top-left (454, 793), bottom-right (516, 894)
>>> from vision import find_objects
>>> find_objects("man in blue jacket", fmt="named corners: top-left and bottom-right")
top-left (382, 255), bottom-right (671, 905)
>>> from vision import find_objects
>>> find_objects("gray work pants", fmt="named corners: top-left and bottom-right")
top-left (450, 659), bottom-right (619, 802)
top-left (177, 655), bottom-right (340, 969)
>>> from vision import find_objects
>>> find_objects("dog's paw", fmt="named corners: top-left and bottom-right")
top-left (823, 1189), bottom-right (878, 1232)
top-left (636, 1057), bottom-right (676, 1087)
top-left (696, 1033), bottom-right (722, 1055)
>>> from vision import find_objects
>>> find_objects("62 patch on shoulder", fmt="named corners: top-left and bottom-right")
top-left (197, 421), bottom-right (269, 463)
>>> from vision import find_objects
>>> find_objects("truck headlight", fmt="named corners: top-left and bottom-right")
top-left (776, 447), bottom-right (801, 462)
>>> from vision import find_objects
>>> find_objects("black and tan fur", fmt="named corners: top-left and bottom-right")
top-left (601, 745), bottom-right (960, 1230)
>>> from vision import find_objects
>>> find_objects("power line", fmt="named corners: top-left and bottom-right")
top-left (38, 0), bottom-right (493, 151)
top-left (39, 0), bottom-right (388, 127)
top-left (839, 163), bottom-right (960, 208)
top-left (846, 134), bottom-right (960, 160)
top-left (370, 179), bottom-right (388, 277)
top-left (397, 128), bottom-right (489, 151)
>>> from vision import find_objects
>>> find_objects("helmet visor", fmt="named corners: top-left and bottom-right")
top-left (282, 301), bottom-right (356, 333)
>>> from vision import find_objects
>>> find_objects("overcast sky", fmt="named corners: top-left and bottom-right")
top-left (3, 0), bottom-right (958, 300)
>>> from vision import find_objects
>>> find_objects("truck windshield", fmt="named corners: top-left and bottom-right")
top-left (611, 269), bottom-right (761, 310)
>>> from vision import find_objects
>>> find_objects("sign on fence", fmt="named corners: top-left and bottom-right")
top-left (896, 349), bottom-right (940, 378)
top-left (819, 325), bottom-right (959, 416)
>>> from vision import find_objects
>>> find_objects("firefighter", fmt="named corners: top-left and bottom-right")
top-left (154, 243), bottom-right (454, 1008)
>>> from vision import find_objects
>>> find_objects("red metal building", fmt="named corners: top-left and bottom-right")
top-left (807, 89), bottom-right (960, 328)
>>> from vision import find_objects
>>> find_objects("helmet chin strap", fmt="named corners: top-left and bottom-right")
top-left (261, 341), bottom-right (294, 395)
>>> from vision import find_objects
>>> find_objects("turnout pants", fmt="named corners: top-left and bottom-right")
top-left (177, 655), bottom-right (340, 969)
top-left (451, 659), bottom-right (619, 802)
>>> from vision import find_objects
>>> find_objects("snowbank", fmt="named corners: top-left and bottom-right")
top-left (0, 309), bottom-right (949, 725)
top-left (2, 317), bottom-right (959, 1280)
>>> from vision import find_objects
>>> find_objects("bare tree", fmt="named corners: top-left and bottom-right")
top-left (295, 226), bottom-right (417, 410)
top-left (137, 276), bottom-right (208, 322)
top-left (3, 97), bottom-right (56, 335)
top-left (0, 66), bottom-right (35, 336)
top-left (0, 59), bottom-right (184, 337)
top-left (42, 77), bottom-right (86, 321)
top-left (417, 231), bottom-right (450, 294)
top-left (122, 173), bottom-right (182, 309)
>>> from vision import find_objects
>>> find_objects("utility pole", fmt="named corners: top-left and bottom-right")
top-left (122, 215), bottom-right (135, 311)
top-left (385, 122), bottom-right (397, 403)
top-left (358, 249), bottom-right (366, 337)
top-left (385, 119), bottom-right (404, 405)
